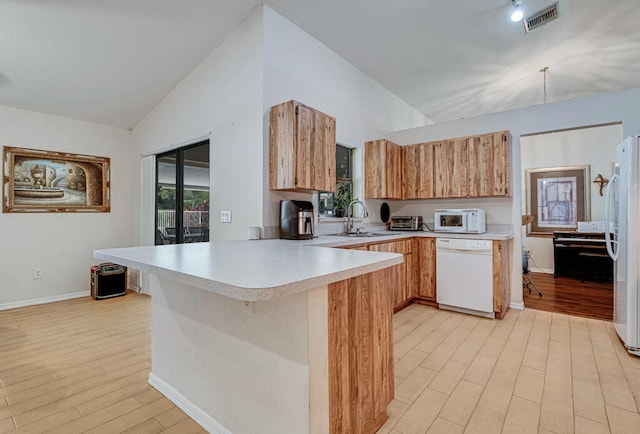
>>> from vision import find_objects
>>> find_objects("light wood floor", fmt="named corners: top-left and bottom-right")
top-left (379, 304), bottom-right (640, 434)
top-left (2, 293), bottom-right (640, 434)
top-left (0, 292), bottom-right (206, 434)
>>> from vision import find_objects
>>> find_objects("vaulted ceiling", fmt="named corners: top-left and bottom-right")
top-left (1, 0), bottom-right (638, 129)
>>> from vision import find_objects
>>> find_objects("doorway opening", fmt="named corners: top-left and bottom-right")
top-left (520, 124), bottom-right (621, 320)
top-left (155, 140), bottom-right (210, 245)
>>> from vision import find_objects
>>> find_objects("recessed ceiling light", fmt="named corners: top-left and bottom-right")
top-left (511, 0), bottom-right (524, 22)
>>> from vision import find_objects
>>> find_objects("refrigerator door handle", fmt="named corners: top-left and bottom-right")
top-left (605, 172), bottom-right (619, 261)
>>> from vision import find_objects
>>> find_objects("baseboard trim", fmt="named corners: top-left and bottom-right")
top-left (510, 301), bottom-right (525, 310)
top-left (0, 290), bottom-right (90, 311)
top-left (148, 373), bottom-right (230, 434)
top-left (529, 267), bottom-right (553, 274)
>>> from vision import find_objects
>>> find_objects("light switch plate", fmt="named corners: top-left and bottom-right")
top-left (221, 210), bottom-right (232, 223)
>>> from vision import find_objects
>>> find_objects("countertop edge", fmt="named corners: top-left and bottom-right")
top-left (309, 231), bottom-right (513, 248)
top-left (94, 248), bottom-right (403, 302)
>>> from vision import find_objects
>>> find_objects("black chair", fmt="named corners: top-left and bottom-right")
top-left (157, 229), bottom-right (174, 245)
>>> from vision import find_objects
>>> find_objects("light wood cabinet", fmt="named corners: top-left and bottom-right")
top-left (328, 267), bottom-right (394, 433)
top-left (269, 100), bottom-right (336, 192)
top-left (433, 138), bottom-right (469, 198)
top-left (416, 238), bottom-right (436, 301)
top-left (364, 139), bottom-right (402, 199)
top-left (397, 130), bottom-right (511, 199)
top-left (367, 240), bottom-right (407, 308)
top-left (337, 236), bottom-right (510, 318)
top-left (492, 239), bottom-right (511, 319)
top-left (405, 238), bottom-right (419, 299)
top-left (402, 143), bottom-right (434, 199)
top-left (468, 131), bottom-right (511, 197)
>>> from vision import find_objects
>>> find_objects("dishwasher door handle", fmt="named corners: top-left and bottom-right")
top-left (437, 247), bottom-right (491, 254)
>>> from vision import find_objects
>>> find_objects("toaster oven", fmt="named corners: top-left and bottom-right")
top-left (390, 216), bottom-right (423, 231)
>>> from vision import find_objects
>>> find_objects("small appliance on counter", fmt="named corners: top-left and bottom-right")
top-left (434, 209), bottom-right (486, 234)
top-left (279, 200), bottom-right (315, 240)
top-left (91, 263), bottom-right (127, 299)
top-left (390, 216), bottom-right (423, 231)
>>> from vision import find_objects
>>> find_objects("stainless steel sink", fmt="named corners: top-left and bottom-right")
top-left (326, 231), bottom-right (402, 238)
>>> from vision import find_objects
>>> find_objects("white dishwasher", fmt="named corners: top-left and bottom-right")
top-left (436, 238), bottom-right (494, 318)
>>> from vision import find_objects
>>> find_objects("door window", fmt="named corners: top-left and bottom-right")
top-left (155, 141), bottom-right (210, 245)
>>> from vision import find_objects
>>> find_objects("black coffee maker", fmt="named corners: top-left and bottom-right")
top-left (280, 200), bottom-right (315, 240)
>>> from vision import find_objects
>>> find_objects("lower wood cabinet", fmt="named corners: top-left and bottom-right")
top-left (493, 239), bottom-right (511, 319)
top-left (339, 236), bottom-right (511, 317)
top-left (367, 240), bottom-right (408, 310)
top-left (328, 267), bottom-right (394, 433)
top-left (416, 238), bottom-right (436, 302)
top-left (405, 238), bottom-right (419, 302)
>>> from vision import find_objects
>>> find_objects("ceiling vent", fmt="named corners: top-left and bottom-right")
top-left (524, 2), bottom-right (559, 33)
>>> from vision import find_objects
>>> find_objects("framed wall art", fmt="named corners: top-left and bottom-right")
top-left (2, 146), bottom-right (110, 213)
top-left (525, 165), bottom-right (590, 236)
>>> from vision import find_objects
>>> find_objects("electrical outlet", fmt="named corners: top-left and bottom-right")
top-left (34, 268), bottom-right (42, 279)
top-left (221, 210), bottom-right (232, 223)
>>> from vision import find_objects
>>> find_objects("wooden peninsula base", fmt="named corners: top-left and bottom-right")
top-left (145, 267), bottom-right (393, 433)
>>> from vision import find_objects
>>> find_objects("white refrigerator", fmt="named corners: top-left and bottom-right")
top-left (605, 135), bottom-right (640, 356)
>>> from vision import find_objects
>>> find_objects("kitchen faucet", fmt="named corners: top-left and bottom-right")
top-left (345, 200), bottom-right (369, 234)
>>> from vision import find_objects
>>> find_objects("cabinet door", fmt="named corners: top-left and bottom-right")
top-left (468, 131), bottom-right (511, 197)
top-left (368, 240), bottom-right (407, 307)
top-left (295, 104), bottom-right (336, 192)
top-left (433, 139), bottom-right (468, 198)
top-left (269, 100), bottom-right (335, 192)
top-left (493, 239), bottom-right (511, 318)
top-left (388, 142), bottom-right (403, 199)
top-left (405, 239), bottom-right (419, 298)
top-left (269, 101), bottom-right (296, 190)
top-left (417, 238), bottom-right (436, 301)
top-left (365, 140), bottom-right (402, 199)
top-left (402, 143), bottom-right (434, 199)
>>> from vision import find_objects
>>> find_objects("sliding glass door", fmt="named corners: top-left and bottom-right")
top-left (155, 141), bottom-right (210, 245)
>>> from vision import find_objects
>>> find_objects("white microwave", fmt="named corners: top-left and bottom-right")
top-left (434, 209), bottom-right (486, 234)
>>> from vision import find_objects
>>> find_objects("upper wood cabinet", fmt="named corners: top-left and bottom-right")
top-left (433, 138), bottom-right (469, 199)
top-left (468, 131), bottom-right (511, 197)
top-left (403, 143), bottom-right (434, 200)
top-left (269, 100), bottom-right (336, 192)
top-left (364, 139), bottom-right (402, 199)
top-left (399, 130), bottom-right (511, 199)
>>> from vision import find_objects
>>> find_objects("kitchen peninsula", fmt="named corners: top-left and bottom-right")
top-left (94, 240), bottom-right (402, 434)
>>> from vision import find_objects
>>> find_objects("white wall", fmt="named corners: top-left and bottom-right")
top-left (131, 9), bottom-right (265, 242)
top-left (0, 105), bottom-right (133, 306)
top-left (389, 86), bottom-right (640, 308)
top-left (132, 6), bottom-right (429, 243)
top-left (520, 124), bottom-right (622, 272)
top-left (262, 6), bottom-right (429, 232)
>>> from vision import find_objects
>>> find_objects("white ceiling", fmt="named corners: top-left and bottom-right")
top-left (1, 0), bottom-right (639, 129)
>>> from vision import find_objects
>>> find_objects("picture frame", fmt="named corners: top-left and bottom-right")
top-left (525, 165), bottom-right (590, 236)
top-left (2, 146), bottom-right (110, 213)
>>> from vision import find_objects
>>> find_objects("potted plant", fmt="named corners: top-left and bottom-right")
top-left (333, 182), bottom-right (351, 217)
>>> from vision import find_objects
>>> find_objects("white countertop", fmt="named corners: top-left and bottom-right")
top-left (94, 230), bottom-right (511, 302)
top-left (94, 239), bottom-right (403, 302)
